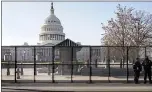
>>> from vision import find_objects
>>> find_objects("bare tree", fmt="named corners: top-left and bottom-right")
top-left (101, 4), bottom-right (152, 68)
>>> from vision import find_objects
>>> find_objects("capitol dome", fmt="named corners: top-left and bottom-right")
top-left (39, 2), bottom-right (65, 45)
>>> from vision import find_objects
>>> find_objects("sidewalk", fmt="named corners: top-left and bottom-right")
top-left (2, 83), bottom-right (152, 92)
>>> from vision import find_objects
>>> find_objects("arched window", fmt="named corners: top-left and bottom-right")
top-left (52, 34), bottom-right (54, 39)
top-left (43, 35), bottom-right (44, 40)
top-left (44, 35), bottom-right (46, 40)
top-left (41, 35), bottom-right (43, 40)
top-left (46, 35), bottom-right (47, 40)
top-left (50, 34), bottom-right (52, 40)
top-left (54, 34), bottom-right (56, 40)
top-left (48, 35), bottom-right (50, 40)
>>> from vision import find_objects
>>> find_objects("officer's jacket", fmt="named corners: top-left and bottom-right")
top-left (142, 59), bottom-right (152, 70)
top-left (133, 61), bottom-right (142, 72)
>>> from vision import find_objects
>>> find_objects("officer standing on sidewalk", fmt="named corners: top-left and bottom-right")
top-left (133, 58), bottom-right (142, 84)
top-left (142, 56), bottom-right (152, 84)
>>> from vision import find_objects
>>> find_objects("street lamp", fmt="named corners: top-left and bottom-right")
top-left (21, 50), bottom-right (25, 75)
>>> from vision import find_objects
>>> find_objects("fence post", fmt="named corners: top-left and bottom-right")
top-left (108, 47), bottom-right (110, 83)
top-left (15, 46), bottom-right (17, 83)
top-left (34, 46), bottom-right (36, 83)
top-left (126, 46), bottom-right (129, 83)
top-left (48, 48), bottom-right (51, 75)
top-left (52, 46), bottom-right (55, 83)
top-left (71, 47), bottom-right (73, 83)
top-left (89, 46), bottom-right (92, 83)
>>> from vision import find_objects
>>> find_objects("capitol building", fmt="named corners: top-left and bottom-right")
top-left (2, 2), bottom-right (102, 63)
top-left (39, 3), bottom-right (65, 45)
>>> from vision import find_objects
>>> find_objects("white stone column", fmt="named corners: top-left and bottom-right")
top-left (59, 35), bottom-right (60, 40)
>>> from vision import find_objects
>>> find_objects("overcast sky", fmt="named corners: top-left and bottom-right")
top-left (2, 2), bottom-right (152, 46)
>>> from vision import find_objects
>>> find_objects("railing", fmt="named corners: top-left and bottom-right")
top-left (1, 46), bottom-right (152, 83)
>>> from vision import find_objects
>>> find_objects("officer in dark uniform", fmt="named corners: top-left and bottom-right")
top-left (133, 58), bottom-right (142, 84)
top-left (142, 56), bottom-right (152, 84)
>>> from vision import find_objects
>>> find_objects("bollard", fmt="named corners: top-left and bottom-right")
top-left (16, 68), bottom-right (20, 79)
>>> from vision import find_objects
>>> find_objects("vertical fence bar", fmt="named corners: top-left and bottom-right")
top-left (48, 48), bottom-right (51, 75)
top-left (108, 47), bottom-right (110, 83)
top-left (71, 47), bottom-right (73, 83)
top-left (89, 46), bottom-right (92, 83)
top-left (52, 46), bottom-right (55, 83)
top-left (126, 46), bottom-right (129, 83)
top-left (14, 46), bottom-right (17, 83)
top-left (34, 46), bottom-right (36, 83)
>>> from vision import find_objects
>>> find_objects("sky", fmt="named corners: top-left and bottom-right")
top-left (2, 2), bottom-right (152, 46)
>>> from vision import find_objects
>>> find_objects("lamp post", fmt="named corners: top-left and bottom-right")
top-left (35, 53), bottom-right (39, 76)
top-left (10, 53), bottom-right (12, 74)
top-left (21, 50), bottom-right (25, 75)
top-left (5, 53), bottom-right (11, 75)
top-left (48, 51), bottom-right (51, 75)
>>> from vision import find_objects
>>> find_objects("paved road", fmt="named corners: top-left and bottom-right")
top-left (2, 83), bottom-right (152, 92)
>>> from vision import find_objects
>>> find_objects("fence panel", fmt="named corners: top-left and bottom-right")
top-left (72, 47), bottom-right (90, 83)
top-left (90, 47), bottom-right (109, 82)
top-left (1, 46), bottom-right (152, 83)
top-left (16, 47), bottom-right (34, 82)
top-left (109, 46), bottom-right (127, 82)
top-left (35, 47), bottom-right (52, 82)
top-left (1, 46), bottom-right (15, 82)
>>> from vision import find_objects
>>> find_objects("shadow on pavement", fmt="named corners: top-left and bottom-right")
top-left (2, 88), bottom-right (75, 92)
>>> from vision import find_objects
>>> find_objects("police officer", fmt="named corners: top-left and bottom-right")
top-left (142, 56), bottom-right (152, 84)
top-left (133, 58), bottom-right (142, 84)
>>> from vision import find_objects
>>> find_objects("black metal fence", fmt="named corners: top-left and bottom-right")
top-left (1, 46), bottom-right (152, 83)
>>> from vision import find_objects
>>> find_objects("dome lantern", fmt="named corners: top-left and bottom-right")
top-left (51, 2), bottom-right (54, 15)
